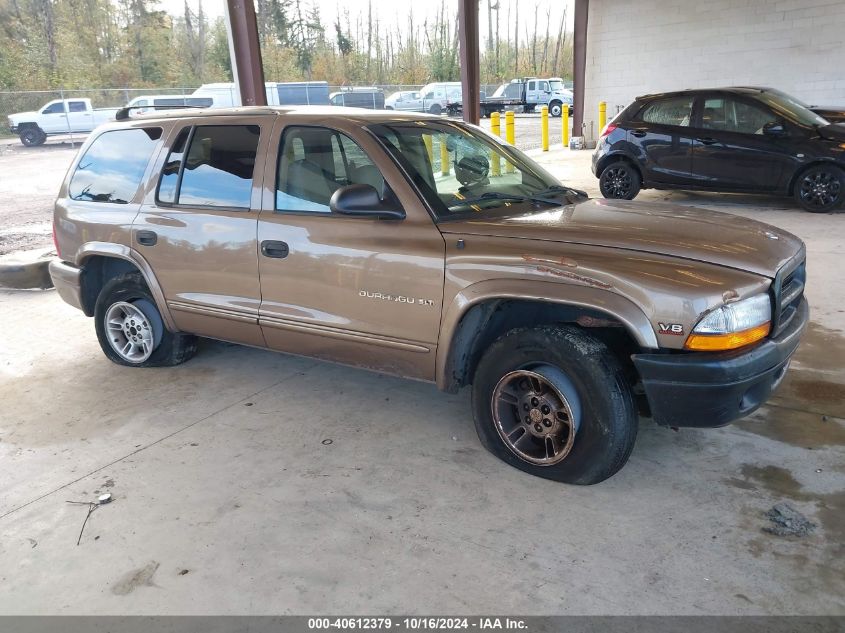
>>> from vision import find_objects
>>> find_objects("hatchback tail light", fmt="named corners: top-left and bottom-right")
top-left (600, 123), bottom-right (617, 138)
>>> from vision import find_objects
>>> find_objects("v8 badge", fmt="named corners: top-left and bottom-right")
top-left (658, 322), bottom-right (685, 336)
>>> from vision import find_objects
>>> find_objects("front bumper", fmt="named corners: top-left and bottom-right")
top-left (632, 297), bottom-right (809, 428)
top-left (49, 259), bottom-right (84, 311)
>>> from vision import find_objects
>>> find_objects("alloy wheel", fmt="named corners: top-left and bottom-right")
top-left (491, 366), bottom-right (581, 466)
top-left (104, 301), bottom-right (156, 363)
top-left (601, 166), bottom-right (633, 198)
top-left (799, 170), bottom-right (841, 209)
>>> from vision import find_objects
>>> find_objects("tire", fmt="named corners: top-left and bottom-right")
top-left (794, 164), bottom-right (845, 212)
top-left (471, 326), bottom-right (637, 485)
top-left (429, 103), bottom-right (442, 115)
top-left (549, 101), bottom-right (563, 117)
top-left (599, 160), bottom-right (641, 200)
top-left (94, 272), bottom-right (197, 367)
top-left (20, 127), bottom-right (46, 147)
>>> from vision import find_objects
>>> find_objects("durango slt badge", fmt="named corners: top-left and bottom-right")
top-left (359, 290), bottom-right (435, 306)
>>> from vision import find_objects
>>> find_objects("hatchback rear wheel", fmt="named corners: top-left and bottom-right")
top-left (599, 160), bottom-right (641, 200)
top-left (795, 165), bottom-right (844, 212)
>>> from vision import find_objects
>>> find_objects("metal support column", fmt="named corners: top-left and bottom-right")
top-left (458, 0), bottom-right (480, 125)
top-left (572, 0), bottom-right (589, 139)
top-left (224, 0), bottom-right (267, 107)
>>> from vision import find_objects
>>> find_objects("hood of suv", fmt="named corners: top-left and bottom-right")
top-left (438, 198), bottom-right (802, 277)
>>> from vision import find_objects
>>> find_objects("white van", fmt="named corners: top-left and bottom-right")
top-left (125, 94), bottom-right (213, 114)
top-left (191, 82), bottom-right (331, 108)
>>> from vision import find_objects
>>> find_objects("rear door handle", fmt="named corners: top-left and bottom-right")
top-left (696, 137), bottom-right (718, 145)
top-left (631, 129), bottom-right (647, 138)
top-left (261, 240), bottom-right (289, 259)
top-left (136, 230), bottom-right (157, 246)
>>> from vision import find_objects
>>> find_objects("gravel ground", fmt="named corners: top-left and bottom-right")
top-left (0, 139), bottom-right (80, 255)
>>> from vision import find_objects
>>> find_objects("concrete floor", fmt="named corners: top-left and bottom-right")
top-left (0, 149), bottom-right (843, 615)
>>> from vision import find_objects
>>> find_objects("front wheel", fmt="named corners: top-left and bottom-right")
top-left (599, 160), bottom-right (641, 200)
top-left (795, 165), bottom-right (845, 212)
top-left (549, 101), bottom-right (563, 117)
top-left (20, 127), bottom-right (46, 147)
top-left (429, 103), bottom-right (442, 115)
top-left (94, 272), bottom-right (197, 367)
top-left (471, 326), bottom-right (638, 484)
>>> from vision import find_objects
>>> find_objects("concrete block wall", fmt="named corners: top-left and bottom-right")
top-left (582, 0), bottom-right (845, 139)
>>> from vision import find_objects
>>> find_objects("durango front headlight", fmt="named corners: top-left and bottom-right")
top-left (685, 294), bottom-right (772, 351)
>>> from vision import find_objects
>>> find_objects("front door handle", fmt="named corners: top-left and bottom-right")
top-left (136, 230), bottom-right (157, 246)
top-left (696, 137), bottom-right (718, 145)
top-left (631, 129), bottom-right (647, 138)
top-left (261, 240), bottom-right (289, 259)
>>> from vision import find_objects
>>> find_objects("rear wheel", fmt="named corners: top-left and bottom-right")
top-left (471, 326), bottom-right (638, 484)
top-left (794, 165), bottom-right (845, 212)
top-left (599, 160), bottom-right (641, 200)
top-left (94, 272), bottom-right (197, 367)
top-left (20, 127), bottom-right (46, 147)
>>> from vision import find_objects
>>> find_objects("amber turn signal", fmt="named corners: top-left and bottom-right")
top-left (684, 322), bottom-right (771, 351)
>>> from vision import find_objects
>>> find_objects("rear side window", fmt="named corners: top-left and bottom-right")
top-left (157, 125), bottom-right (260, 208)
top-left (68, 101), bottom-right (87, 112)
top-left (69, 128), bottom-right (162, 204)
top-left (701, 97), bottom-right (778, 135)
top-left (640, 97), bottom-right (693, 127)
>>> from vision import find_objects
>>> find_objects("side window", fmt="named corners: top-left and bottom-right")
top-left (43, 102), bottom-right (65, 114)
top-left (276, 126), bottom-right (385, 213)
top-left (528, 81), bottom-right (536, 91)
top-left (68, 101), bottom-right (87, 112)
top-left (69, 128), bottom-right (162, 204)
top-left (640, 97), bottom-right (693, 127)
top-left (701, 97), bottom-right (778, 135)
top-left (157, 125), bottom-right (260, 208)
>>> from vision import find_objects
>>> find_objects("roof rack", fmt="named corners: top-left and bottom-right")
top-left (114, 104), bottom-right (209, 121)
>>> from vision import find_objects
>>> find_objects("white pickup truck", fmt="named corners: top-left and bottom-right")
top-left (7, 98), bottom-right (120, 146)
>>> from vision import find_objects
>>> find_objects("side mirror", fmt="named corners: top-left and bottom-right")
top-left (763, 122), bottom-right (787, 137)
top-left (330, 184), bottom-right (405, 220)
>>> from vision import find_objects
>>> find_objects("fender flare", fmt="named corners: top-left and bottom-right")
top-left (76, 242), bottom-right (178, 332)
top-left (436, 278), bottom-right (658, 391)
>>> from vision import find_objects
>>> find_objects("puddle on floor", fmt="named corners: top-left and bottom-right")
top-left (789, 321), bottom-right (845, 376)
top-left (735, 406), bottom-right (845, 448)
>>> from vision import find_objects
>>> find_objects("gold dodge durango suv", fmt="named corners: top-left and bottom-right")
top-left (49, 106), bottom-right (809, 484)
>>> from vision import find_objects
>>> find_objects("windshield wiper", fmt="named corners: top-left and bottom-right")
top-left (448, 191), bottom-right (563, 209)
top-left (534, 184), bottom-right (589, 200)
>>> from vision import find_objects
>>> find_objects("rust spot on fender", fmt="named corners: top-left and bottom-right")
top-left (522, 255), bottom-right (612, 289)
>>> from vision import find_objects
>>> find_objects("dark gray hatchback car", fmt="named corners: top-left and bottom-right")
top-left (592, 87), bottom-right (845, 212)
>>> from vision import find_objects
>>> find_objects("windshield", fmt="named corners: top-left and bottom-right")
top-left (757, 90), bottom-right (829, 127)
top-left (549, 80), bottom-right (563, 92)
top-left (366, 120), bottom-right (582, 221)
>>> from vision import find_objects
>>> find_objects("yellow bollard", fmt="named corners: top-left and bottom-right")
top-left (490, 112), bottom-right (501, 177)
top-left (440, 135), bottom-right (450, 176)
top-left (505, 111), bottom-right (515, 173)
top-left (541, 105), bottom-right (549, 152)
top-left (423, 134), bottom-right (433, 165)
top-left (562, 103), bottom-right (570, 148)
top-left (599, 101), bottom-right (607, 135)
